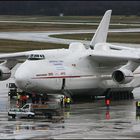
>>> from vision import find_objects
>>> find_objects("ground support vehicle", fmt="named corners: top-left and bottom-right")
top-left (8, 108), bottom-right (35, 119)
top-left (8, 102), bottom-right (63, 119)
top-left (8, 83), bottom-right (17, 99)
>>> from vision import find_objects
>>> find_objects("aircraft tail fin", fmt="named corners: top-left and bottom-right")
top-left (90, 10), bottom-right (112, 49)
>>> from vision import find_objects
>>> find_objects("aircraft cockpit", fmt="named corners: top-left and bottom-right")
top-left (28, 54), bottom-right (45, 60)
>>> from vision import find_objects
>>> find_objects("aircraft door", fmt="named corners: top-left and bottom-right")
top-left (55, 78), bottom-right (63, 90)
top-left (61, 78), bottom-right (65, 90)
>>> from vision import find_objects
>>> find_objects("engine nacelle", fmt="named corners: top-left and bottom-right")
top-left (0, 66), bottom-right (11, 80)
top-left (112, 68), bottom-right (133, 84)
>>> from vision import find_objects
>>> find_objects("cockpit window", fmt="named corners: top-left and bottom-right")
top-left (28, 54), bottom-right (45, 60)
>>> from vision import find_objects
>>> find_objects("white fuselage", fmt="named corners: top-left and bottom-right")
top-left (14, 46), bottom-right (140, 96)
top-left (1, 10), bottom-right (140, 97)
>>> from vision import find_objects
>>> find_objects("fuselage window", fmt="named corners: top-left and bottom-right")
top-left (28, 54), bottom-right (45, 60)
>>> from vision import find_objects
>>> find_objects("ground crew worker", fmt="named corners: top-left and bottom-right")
top-left (60, 96), bottom-right (64, 108)
top-left (136, 101), bottom-right (140, 115)
top-left (22, 95), bottom-right (28, 106)
top-left (64, 96), bottom-right (67, 107)
top-left (105, 92), bottom-right (111, 110)
top-left (16, 93), bottom-right (21, 107)
top-left (136, 101), bottom-right (140, 108)
top-left (31, 93), bottom-right (36, 104)
top-left (105, 98), bottom-right (110, 109)
top-left (66, 97), bottom-right (71, 108)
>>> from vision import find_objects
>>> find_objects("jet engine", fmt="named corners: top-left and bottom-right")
top-left (0, 66), bottom-right (11, 80)
top-left (112, 68), bottom-right (133, 84)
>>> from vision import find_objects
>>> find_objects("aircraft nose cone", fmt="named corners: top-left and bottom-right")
top-left (15, 66), bottom-right (31, 90)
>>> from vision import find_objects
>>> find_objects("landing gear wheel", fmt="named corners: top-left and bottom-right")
top-left (28, 114), bottom-right (34, 119)
top-left (12, 115), bottom-right (16, 119)
top-left (45, 113), bottom-right (52, 119)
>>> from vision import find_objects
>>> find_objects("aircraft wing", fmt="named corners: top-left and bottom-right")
top-left (109, 43), bottom-right (137, 51)
top-left (0, 51), bottom-right (32, 69)
top-left (88, 49), bottom-right (140, 82)
top-left (89, 49), bottom-right (140, 64)
top-left (0, 51), bottom-right (30, 61)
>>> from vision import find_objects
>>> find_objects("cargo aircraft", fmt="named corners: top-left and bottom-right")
top-left (0, 10), bottom-right (140, 97)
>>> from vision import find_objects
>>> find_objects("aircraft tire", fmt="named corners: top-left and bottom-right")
top-left (12, 115), bottom-right (16, 119)
top-left (28, 114), bottom-right (34, 119)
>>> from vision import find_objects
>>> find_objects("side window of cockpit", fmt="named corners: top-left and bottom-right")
top-left (34, 55), bottom-right (39, 58)
top-left (40, 55), bottom-right (45, 59)
top-left (28, 54), bottom-right (45, 60)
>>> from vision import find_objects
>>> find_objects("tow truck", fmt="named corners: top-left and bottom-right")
top-left (8, 102), bottom-right (63, 119)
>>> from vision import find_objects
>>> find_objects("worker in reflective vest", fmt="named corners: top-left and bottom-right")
top-left (105, 98), bottom-right (110, 109)
top-left (136, 101), bottom-right (140, 109)
top-left (67, 97), bottom-right (70, 103)
top-left (65, 97), bottom-right (71, 108)
top-left (136, 101), bottom-right (140, 116)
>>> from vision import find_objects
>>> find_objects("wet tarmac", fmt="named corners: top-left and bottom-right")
top-left (0, 87), bottom-right (140, 139)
